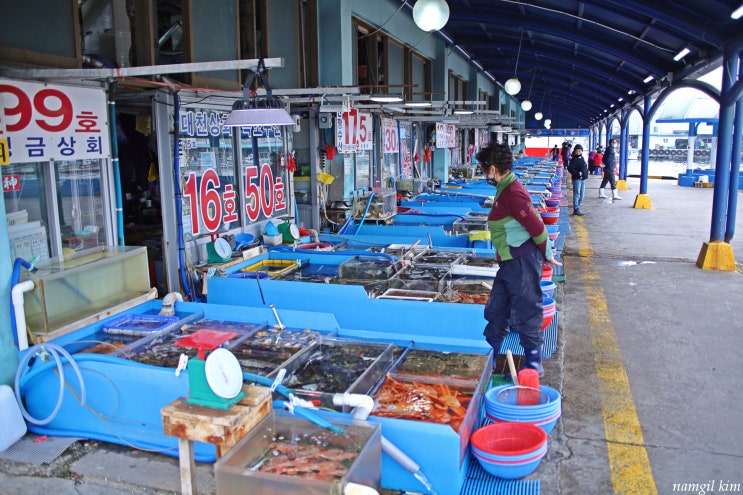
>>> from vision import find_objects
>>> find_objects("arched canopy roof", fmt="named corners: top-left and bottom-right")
top-left (428, 0), bottom-right (743, 129)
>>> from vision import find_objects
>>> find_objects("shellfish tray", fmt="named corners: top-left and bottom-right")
top-left (270, 337), bottom-right (400, 411)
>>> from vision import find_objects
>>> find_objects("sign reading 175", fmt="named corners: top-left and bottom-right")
top-left (183, 165), bottom-right (286, 235)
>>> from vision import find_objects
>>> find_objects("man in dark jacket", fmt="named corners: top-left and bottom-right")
top-left (599, 139), bottom-right (621, 200)
top-left (567, 144), bottom-right (589, 216)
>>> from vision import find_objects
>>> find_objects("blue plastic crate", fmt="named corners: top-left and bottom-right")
top-left (102, 314), bottom-right (180, 336)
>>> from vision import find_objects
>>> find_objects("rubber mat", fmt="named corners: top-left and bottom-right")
top-left (501, 312), bottom-right (558, 358)
top-left (0, 434), bottom-right (80, 465)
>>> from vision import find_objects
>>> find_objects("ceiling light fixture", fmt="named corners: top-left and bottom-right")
top-left (521, 68), bottom-right (537, 111)
top-left (454, 109), bottom-right (474, 115)
top-left (504, 30), bottom-right (524, 96)
top-left (370, 94), bottom-right (404, 103)
top-left (643, 75), bottom-right (655, 83)
top-left (731, 3), bottom-right (743, 19)
top-left (223, 59), bottom-right (294, 128)
top-left (673, 46), bottom-right (691, 61)
top-left (412, 0), bottom-right (450, 32)
top-left (404, 101), bottom-right (432, 107)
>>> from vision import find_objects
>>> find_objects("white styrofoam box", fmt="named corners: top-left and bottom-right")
top-left (0, 384), bottom-right (27, 452)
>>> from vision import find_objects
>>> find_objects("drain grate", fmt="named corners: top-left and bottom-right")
top-left (0, 434), bottom-right (80, 465)
top-left (501, 312), bottom-right (558, 358)
top-left (460, 454), bottom-right (541, 495)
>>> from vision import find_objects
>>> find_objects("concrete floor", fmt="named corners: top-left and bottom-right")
top-left (1, 174), bottom-right (742, 495)
top-left (549, 175), bottom-right (743, 495)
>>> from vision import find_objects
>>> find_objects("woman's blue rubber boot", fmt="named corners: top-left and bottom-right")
top-left (523, 346), bottom-right (544, 377)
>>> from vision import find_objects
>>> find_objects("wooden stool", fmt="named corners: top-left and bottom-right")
top-left (161, 384), bottom-right (272, 495)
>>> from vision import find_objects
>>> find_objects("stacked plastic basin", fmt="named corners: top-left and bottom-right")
top-left (541, 280), bottom-right (556, 299)
top-left (539, 206), bottom-right (559, 225)
top-left (542, 296), bottom-right (556, 329)
top-left (484, 384), bottom-right (562, 435)
top-left (470, 421), bottom-right (549, 479)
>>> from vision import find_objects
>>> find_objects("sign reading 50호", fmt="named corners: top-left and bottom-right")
top-left (336, 110), bottom-right (372, 153)
top-left (183, 165), bottom-right (286, 235)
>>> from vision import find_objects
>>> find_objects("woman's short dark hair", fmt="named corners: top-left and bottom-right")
top-left (476, 143), bottom-right (512, 174)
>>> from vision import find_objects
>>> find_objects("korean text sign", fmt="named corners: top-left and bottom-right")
top-left (0, 78), bottom-right (110, 164)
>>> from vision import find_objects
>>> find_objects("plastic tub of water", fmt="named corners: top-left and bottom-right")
top-left (0, 385), bottom-right (27, 452)
top-left (542, 265), bottom-right (553, 281)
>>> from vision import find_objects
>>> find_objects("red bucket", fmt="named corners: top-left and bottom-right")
top-left (541, 265), bottom-right (553, 281)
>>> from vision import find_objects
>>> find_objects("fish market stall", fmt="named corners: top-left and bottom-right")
top-left (17, 295), bottom-right (494, 494)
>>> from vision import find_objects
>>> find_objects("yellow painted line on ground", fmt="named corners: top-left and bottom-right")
top-left (573, 218), bottom-right (658, 495)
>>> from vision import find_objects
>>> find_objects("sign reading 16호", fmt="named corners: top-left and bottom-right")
top-left (183, 165), bottom-right (286, 235)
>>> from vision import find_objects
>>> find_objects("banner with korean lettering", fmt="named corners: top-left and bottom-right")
top-left (435, 123), bottom-right (456, 148)
top-left (381, 118), bottom-right (399, 154)
top-left (0, 79), bottom-right (110, 164)
top-left (336, 110), bottom-right (372, 153)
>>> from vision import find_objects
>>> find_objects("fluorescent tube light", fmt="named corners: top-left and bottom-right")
top-left (673, 47), bottom-right (690, 61)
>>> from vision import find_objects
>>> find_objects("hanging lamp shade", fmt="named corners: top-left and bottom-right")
top-left (534, 111), bottom-right (543, 121)
top-left (504, 77), bottom-right (521, 96)
top-left (521, 99), bottom-right (532, 111)
top-left (544, 118), bottom-right (552, 126)
top-left (413, 0), bottom-right (450, 32)
top-left (222, 58), bottom-right (294, 128)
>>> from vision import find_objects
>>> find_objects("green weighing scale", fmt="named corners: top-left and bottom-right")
top-left (175, 329), bottom-right (245, 410)
top-left (206, 237), bottom-right (233, 263)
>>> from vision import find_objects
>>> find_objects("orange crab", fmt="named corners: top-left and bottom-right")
top-left (372, 376), bottom-right (472, 432)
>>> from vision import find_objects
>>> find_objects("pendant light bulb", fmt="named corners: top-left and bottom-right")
top-left (534, 111), bottom-right (543, 121)
top-left (413, 0), bottom-right (450, 32)
top-left (504, 77), bottom-right (521, 96)
top-left (521, 100), bottom-right (532, 111)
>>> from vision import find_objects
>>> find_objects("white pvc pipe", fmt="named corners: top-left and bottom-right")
top-left (332, 393), bottom-right (375, 420)
top-left (308, 228), bottom-right (320, 243)
top-left (11, 280), bottom-right (35, 351)
top-left (332, 392), bottom-right (422, 474)
top-left (159, 291), bottom-right (184, 316)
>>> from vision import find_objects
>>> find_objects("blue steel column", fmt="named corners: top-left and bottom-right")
top-left (639, 94), bottom-right (651, 195)
top-left (724, 48), bottom-right (743, 243)
top-left (709, 49), bottom-right (738, 242)
top-left (620, 118), bottom-right (629, 180)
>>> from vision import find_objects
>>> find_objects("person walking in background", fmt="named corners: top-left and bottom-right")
top-left (561, 142), bottom-right (571, 167)
top-left (588, 147), bottom-right (597, 174)
top-left (599, 139), bottom-right (621, 199)
top-left (567, 144), bottom-right (588, 216)
top-left (476, 143), bottom-right (562, 377)
top-left (551, 145), bottom-right (559, 162)
top-left (593, 146), bottom-right (604, 176)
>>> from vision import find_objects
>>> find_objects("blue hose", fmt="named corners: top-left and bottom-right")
top-left (172, 93), bottom-right (199, 301)
top-left (354, 192), bottom-right (375, 235)
top-left (271, 400), bottom-right (345, 434)
top-left (243, 372), bottom-right (345, 434)
top-left (15, 343), bottom-right (86, 425)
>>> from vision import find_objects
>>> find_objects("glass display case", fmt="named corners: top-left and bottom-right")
top-left (352, 188), bottom-right (396, 221)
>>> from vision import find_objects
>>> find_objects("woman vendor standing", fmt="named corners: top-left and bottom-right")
top-left (477, 143), bottom-right (562, 376)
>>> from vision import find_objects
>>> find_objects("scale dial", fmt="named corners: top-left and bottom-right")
top-left (289, 223), bottom-right (300, 240)
top-left (214, 238), bottom-right (232, 259)
top-left (204, 348), bottom-right (243, 399)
